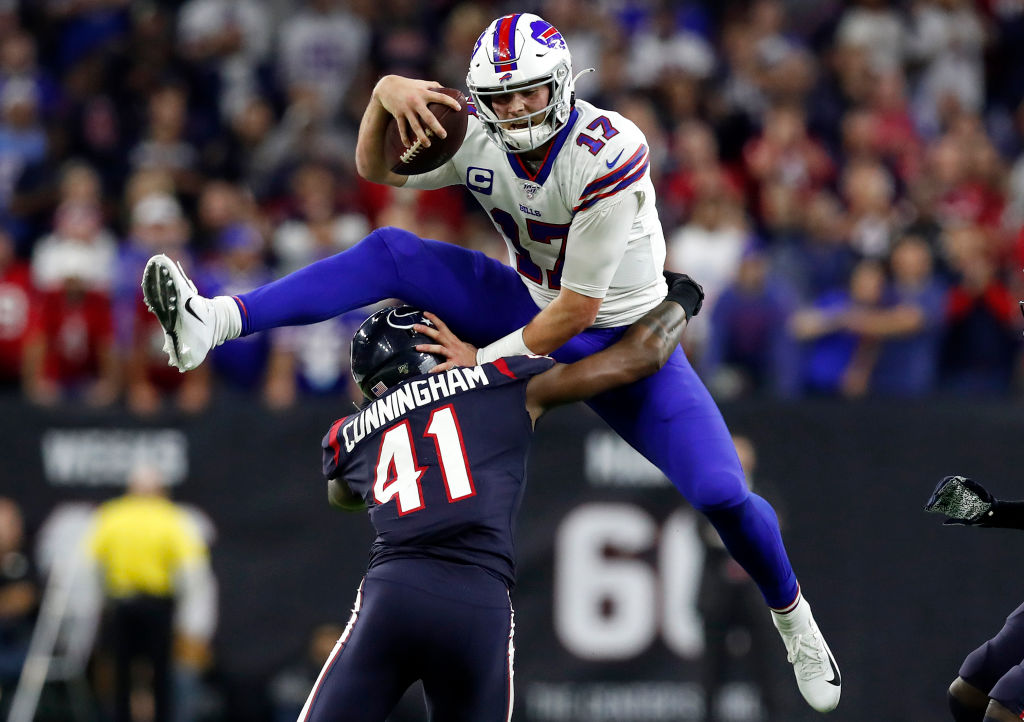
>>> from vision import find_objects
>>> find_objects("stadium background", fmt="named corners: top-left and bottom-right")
top-left (3, 0), bottom-right (1024, 720)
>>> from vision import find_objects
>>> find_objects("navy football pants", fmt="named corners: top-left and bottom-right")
top-left (298, 558), bottom-right (514, 722)
top-left (237, 227), bottom-right (798, 607)
top-left (960, 601), bottom-right (1024, 715)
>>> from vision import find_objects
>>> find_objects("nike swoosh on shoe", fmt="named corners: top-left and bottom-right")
top-left (184, 297), bottom-right (206, 325)
top-left (825, 649), bottom-right (841, 686)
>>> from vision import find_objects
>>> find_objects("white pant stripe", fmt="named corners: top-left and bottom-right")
top-left (297, 578), bottom-right (365, 722)
top-left (506, 592), bottom-right (516, 722)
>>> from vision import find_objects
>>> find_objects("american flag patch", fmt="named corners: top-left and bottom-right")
top-left (372, 381), bottom-right (387, 397)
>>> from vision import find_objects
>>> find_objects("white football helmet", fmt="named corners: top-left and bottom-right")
top-left (466, 13), bottom-right (576, 153)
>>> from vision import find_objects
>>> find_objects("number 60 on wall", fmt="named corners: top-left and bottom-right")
top-left (553, 504), bottom-right (705, 661)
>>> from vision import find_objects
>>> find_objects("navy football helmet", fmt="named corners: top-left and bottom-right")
top-left (350, 306), bottom-right (445, 400)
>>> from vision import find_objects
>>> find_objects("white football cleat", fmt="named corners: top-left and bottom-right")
top-left (772, 596), bottom-right (841, 713)
top-left (142, 254), bottom-right (215, 372)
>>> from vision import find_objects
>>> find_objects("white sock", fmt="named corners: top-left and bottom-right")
top-left (210, 295), bottom-right (242, 346)
top-left (771, 593), bottom-right (811, 632)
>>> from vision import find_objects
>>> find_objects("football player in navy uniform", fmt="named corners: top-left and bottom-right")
top-left (926, 475), bottom-right (1024, 722)
top-left (141, 13), bottom-right (840, 713)
top-left (300, 273), bottom-right (702, 722)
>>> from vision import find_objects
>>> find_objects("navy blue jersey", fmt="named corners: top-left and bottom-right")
top-left (322, 355), bottom-right (556, 588)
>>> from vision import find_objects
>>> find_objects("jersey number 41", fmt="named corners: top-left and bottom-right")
top-left (373, 405), bottom-right (475, 515)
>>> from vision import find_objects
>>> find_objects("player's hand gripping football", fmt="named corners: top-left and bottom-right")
top-left (374, 75), bottom-right (462, 151)
top-left (413, 312), bottom-right (478, 372)
top-left (924, 475), bottom-right (996, 525)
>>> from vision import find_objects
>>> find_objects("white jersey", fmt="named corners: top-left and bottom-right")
top-left (404, 99), bottom-right (667, 327)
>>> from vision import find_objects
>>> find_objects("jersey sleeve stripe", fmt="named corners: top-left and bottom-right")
top-left (578, 145), bottom-right (647, 199)
top-left (492, 358), bottom-right (517, 379)
top-left (326, 417), bottom-right (347, 467)
top-left (572, 156), bottom-right (650, 213)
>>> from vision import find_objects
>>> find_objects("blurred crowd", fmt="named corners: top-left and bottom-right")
top-left (0, 0), bottom-right (1022, 412)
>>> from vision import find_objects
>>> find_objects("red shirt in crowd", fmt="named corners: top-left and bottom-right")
top-left (0, 261), bottom-right (34, 384)
top-left (30, 287), bottom-right (114, 386)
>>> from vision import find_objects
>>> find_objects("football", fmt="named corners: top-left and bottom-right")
top-left (385, 88), bottom-right (469, 175)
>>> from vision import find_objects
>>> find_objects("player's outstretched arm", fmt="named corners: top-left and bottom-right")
top-left (355, 75), bottom-right (461, 186)
top-left (524, 273), bottom-right (704, 421)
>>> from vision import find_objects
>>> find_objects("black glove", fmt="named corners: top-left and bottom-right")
top-left (663, 271), bottom-right (704, 319)
top-left (924, 475), bottom-right (995, 525)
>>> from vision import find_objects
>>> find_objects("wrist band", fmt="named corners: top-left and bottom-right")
top-left (476, 327), bottom-right (533, 365)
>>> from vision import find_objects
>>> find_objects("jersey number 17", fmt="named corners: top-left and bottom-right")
top-left (491, 209), bottom-right (571, 290)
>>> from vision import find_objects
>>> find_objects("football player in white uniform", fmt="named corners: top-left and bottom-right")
top-left (141, 13), bottom-right (840, 713)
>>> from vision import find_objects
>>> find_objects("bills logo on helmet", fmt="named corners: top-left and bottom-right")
top-left (472, 30), bottom-right (485, 60)
top-left (530, 20), bottom-right (565, 49)
top-left (499, 72), bottom-right (513, 82)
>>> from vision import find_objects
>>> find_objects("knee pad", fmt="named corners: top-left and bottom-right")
top-left (688, 469), bottom-right (750, 514)
top-left (702, 491), bottom-right (774, 529)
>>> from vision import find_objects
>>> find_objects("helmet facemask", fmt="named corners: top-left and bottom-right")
top-left (469, 62), bottom-right (572, 153)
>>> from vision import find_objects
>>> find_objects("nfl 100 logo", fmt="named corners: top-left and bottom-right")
top-left (521, 181), bottom-right (540, 200)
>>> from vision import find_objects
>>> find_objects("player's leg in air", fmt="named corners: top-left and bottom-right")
top-left (550, 330), bottom-right (841, 714)
top-left (142, 226), bottom-right (536, 372)
top-left (948, 602), bottom-right (1024, 722)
